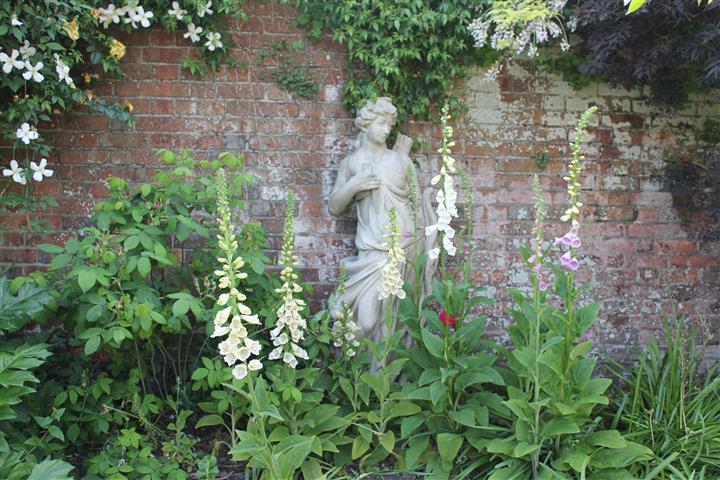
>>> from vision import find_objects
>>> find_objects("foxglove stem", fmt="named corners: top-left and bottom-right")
top-left (213, 169), bottom-right (262, 379)
top-left (269, 191), bottom-right (309, 369)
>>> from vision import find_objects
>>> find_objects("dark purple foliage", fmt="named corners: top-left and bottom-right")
top-left (572, 0), bottom-right (720, 109)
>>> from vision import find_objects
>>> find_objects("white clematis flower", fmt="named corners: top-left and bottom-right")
top-left (0, 49), bottom-right (24, 74)
top-left (30, 158), bottom-right (53, 182)
top-left (183, 23), bottom-right (203, 43)
top-left (3, 160), bottom-right (26, 185)
top-left (197, 0), bottom-right (213, 17)
top-left (98, 4), bottom-right (122, 28)
top-left (19, 41), bottom-right (36, 59)
top-left (167, 1), bottom-right (187, 20)
top-left (23, 61), bottom-right (44, 83)
top-left (54, 54), bottom-right (75, 88)
top-left (16, 123), bottom-right (38, 144)
top-left (204, 32), bottom-right (222, 51)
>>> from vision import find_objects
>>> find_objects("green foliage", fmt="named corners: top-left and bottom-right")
top-left (610, 317), bottom-right (720, 478)
top-left (0, 275), bottom-right (74, 479)
top-left (287, 0), bottom-right (494, 122)
top-left (483, 108), bottom-right (653, 479)
top-left (255, 40), bottom-right (319, 100)
top-left (0, 276), bottom-right (53, 334)
top-left (397, 279), bottom-right (502, 479)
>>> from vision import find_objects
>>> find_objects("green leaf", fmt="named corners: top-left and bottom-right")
top-left (27, 459), bottom-right (74, 480)
top-left (437, 433), bottom-right (463, 464)
top-left (405, 435), bottom-right (429, 468)
top-left (137, 257), bottom-right (151, 278)
top-left (513, 442), bottom-right (540, 458)
top-left (421, 328), bottom-right (445, 358)
top-left (352, 436), bottom-right (370, 459)
top-left (78, 270), bottom-right (96, 293)
top-left (275, 436), bottom-right (315, 479)
top-left (380, 430), bottom-right (395, 453)
top-left (450, 409), bottom-right (475, 427)
top-left (388, 401), bottom-right (421, 418)
top-left (456, 367), bottom-right (505, 390)
top-left (84, 336), bottom-right (101, 355)
top-left (401, 415), bottom-right (424, 438)
top-left (588, 430), bottom-right (626, 449)
top-left (49, 254), bottom-right (72, 271)
top-left (542, 418), bottom-right (580, 438)
top-left (124, 235), bottom-right (140, 250)
top-left (196, 414), bottom-right (225, 428)
top-left (626, 0), bottom-right (646, 14)
top-left (173, 299), bottom-right (190, 317)
top-left (37, 244), bottom-right (64, 254)
top-left (301, 459), bottom-right (324, 480)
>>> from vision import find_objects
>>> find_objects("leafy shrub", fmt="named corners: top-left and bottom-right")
top-left (567, 0), bottom-right (720, 109)
top-left (0, 276), bottom-right (74, 479)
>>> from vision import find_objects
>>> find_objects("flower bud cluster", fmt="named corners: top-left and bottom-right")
top-left (379, 207), bottom-right (407, 300)
top-left (556, 107), bottom-right (597, 272)
top-left (268, 193), bottom-right (308, 369)
top-left (529, 175), bottom-right (549, 291)
top-left (212, 169), bottom-right (262, 380)
top-left (331, 269), bottom-right (360, 358)
top-left (426, 104), bottom-right (458, 260)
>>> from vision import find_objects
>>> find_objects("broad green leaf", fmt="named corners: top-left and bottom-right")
top-left (513, 441), bottom-right (540, 458)
top-left (27, 459), bottom-right (74, 480)
top-left (137, 257), bottom-right (151, 278)
top-left (351, 436), bottom-right (370, 459)
top-left (78, 270), bottom-right (96, 293)
top-left (450, 409), bottom-right (475, 427)
top-left (405, 435), bottom-right (429, 468)
top-left (195, 414), bottom-right (224, 428)
top-left (542, 418), bottom-right (580, 438)
top-left (401, 415), bottom-right (424, 438)
top-left (380, 430), bottom-right (395, 452)
top-left (37, 244), bottom-right (64, 254)
top-left (421, 328), bottom-right (445, 358)
top-left (437, 433), bottom-right (463, 464)
top-left (84, 336), bottom-right (101, 355)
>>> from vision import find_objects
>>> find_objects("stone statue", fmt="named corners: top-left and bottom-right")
top-left (329, 97), bottom-right (437, 342)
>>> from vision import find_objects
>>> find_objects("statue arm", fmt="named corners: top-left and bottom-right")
top-left (329, 157), bottom-right (380, 215)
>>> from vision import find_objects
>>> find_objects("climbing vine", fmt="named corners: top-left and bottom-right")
top-left (286, 0), bottom-right (499, 123)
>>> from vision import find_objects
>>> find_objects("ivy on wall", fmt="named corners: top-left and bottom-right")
top-left (286, 0), bottom-right (499, 123)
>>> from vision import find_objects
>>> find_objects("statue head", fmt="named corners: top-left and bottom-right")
top-left (355, 97), bottom-right (397, 147)
top-left (355, 97), bottom-right (397, 132)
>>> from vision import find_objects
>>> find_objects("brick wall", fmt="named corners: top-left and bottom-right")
top-left (2, 0), bottom-right (718, 358)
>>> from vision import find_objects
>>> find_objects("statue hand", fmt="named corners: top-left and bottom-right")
top-left (350, 171), bottom-right (381, 193)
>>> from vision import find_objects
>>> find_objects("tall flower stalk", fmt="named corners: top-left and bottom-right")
top-left (426, 104), bottom-right (459, 277)
top-left (556, 106), bottom-right (597, 438)
top-left (212, 168), bottom-right (262, 380)
top-left (268, 191), bottom-right (309, 369)
top-left (378, 207), bottom-right (407, 301)
top-left (331, 268), bottom-right (360, 358)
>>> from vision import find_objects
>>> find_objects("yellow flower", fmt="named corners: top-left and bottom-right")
top-left (109, 38), bottom-right (126, 60)
top-left (91, 8), bottom-right (100, 20)
top-left (63, 17), bottom-right (80, 41)
top-left (82, 72), bottom-right (92, 84)
top-left (124, 100), bottom-right (133, 112)
top-left (86, 90), bottom-right (95, 102)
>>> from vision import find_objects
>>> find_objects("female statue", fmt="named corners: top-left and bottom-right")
top-left (329, 97), bottom-right (436, 341)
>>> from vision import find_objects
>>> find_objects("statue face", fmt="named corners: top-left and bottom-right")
top-left (365, 115), bottom-right (393, 146)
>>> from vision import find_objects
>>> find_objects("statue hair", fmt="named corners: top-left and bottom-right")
top-left (355, 97), bottom-right (397, 131)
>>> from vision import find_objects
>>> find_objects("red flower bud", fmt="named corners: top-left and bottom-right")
top-left (440, 310), bottom-right (455, 328)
